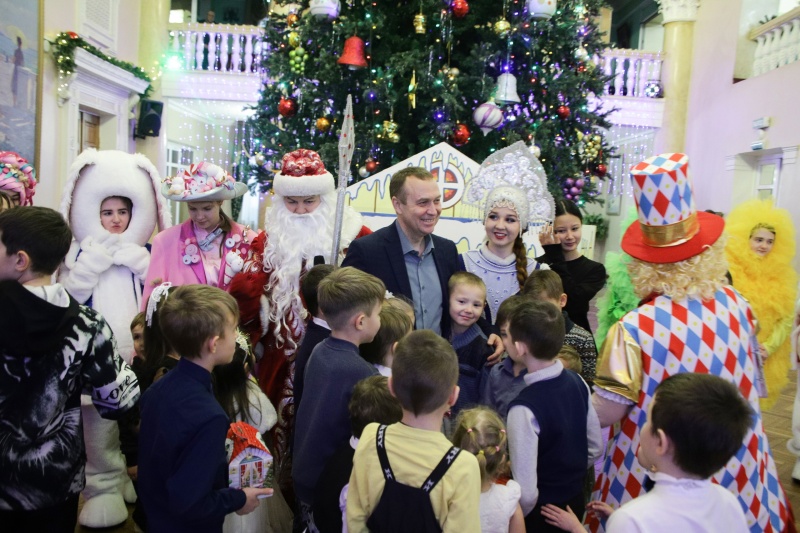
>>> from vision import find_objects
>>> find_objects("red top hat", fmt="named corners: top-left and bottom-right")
top-left (621, 153), bottom-right (724, 264)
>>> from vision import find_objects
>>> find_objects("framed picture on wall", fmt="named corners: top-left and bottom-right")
top-left (0, 0), bottom-right (42, 169)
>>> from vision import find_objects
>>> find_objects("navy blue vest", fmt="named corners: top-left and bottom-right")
top-left (509, 369), bottom-right (589, 505)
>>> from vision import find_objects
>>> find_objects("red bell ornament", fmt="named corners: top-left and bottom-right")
top-left (452, 123), bottom-right (471, 146)
top-left (278, 97), bottom-right (298, 117)
top-left (452, 0), bottom-right (469, 18)
top-left (337, 36), bottom-right (368, 69)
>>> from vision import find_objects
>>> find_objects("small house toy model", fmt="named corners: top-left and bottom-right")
top-left (226, 421), bottom-right (274, 489)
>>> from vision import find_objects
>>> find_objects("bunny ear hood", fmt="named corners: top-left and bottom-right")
top-left (60, 149), bottom-right (172, 245)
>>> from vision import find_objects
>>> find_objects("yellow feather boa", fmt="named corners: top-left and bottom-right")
top-left (725, 198), bottom-right (798, 409)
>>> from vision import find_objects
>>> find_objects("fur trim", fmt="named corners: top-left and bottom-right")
top-left (272, 171), bottom-right (334, 197)
top-left (60, 149), bottom-right (171, 245)
top-left (724, 198), bottom-right (798, 409)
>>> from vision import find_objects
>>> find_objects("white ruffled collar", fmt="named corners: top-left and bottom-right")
top-left (477, 242), bottom-right (516, 267)
top-left (650, 472), bottom-right (710, 490)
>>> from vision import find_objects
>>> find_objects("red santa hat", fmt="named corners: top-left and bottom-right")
top-left (272, 149), bottom-right (334, 197)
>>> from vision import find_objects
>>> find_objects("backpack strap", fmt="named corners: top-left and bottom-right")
top-left (374, 424), bottom-right (396, 482)
top-left (420, 447), bottom-right (461, 493)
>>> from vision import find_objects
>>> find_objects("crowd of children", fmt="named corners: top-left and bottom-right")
top-left (0, 146), bottom-right (797, 533)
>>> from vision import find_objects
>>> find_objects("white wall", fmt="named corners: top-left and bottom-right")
top-left (684, 0), bottom-right (800, 251)
top-left (37, 0), bottom-right (142, 209)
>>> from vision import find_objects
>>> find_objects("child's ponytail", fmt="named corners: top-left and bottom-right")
top-left (452, 407), bottom-right (508, 485)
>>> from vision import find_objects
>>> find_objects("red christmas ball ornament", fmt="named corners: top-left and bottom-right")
top-left (596, 163), bottom-right (608, 177)
top-left (278, 97), bottom-right (298, 118)
top-left (556, 105), bottom-right (570, 119)
top-left (452, 0), bottom-right (469, 18)
top-left (365, 159), bottom-right (378, 173)
top-left (68, 31), bottom-right (80, 39)
top-left (452, 123), bottom-right (471, 146)
top-left (577, 64), bottom-right (586, 73)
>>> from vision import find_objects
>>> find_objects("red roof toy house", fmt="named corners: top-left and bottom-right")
top-left (226, 421), bottom-right (274, 489)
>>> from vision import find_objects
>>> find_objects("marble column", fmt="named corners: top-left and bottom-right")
top-left (653, 0), bottom-right (700, 154)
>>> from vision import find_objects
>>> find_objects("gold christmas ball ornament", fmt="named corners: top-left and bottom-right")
top-left (254, 153), bottom-right (266, 167)
top-left (316, 117), bottom-right (331, 132)
top-left (380, 120), bottom-right (401, 143)
top-left (413, 13), bottom-right (427, 34)
top-left (494, 19), bottom-right (511, 37)
top-left (287, 13), bottom-right (299, 26)
top-left (287, 31), bottom-right (301, 48)
top-left (446, 67), bottom-right (459, 80)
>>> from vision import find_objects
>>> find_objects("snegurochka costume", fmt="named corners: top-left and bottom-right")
top-left (589, 154), bottom-right (791, 533)
top-left (460, 142), bottom-right (555, 323)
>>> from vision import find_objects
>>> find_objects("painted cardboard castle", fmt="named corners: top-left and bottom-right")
top-left (344, 143), bottom-right (596, 259)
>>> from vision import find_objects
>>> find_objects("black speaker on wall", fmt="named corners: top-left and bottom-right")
top-left (135, 100), bottom-right (163, 138)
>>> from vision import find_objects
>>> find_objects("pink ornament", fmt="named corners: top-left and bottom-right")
top-left (570, 186), bottom-right (580, 195)
top-left (565, 177), bottom-right (575, 186)
top-left (576, 178), bottom-right (585, 188)
top-left (565, 193), bottom-right (573, 200)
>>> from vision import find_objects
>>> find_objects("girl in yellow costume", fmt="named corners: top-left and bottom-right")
top-left (725, 198), bottom-right (797, 409)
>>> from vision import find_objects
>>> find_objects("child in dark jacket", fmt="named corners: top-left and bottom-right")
top-left (447, 272), bottom-right (493, 430)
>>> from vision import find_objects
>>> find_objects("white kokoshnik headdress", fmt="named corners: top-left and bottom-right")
top-left (463, 141), bottom-right (555, 229)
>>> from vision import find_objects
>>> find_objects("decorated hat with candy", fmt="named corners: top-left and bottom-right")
top-left (621, 153), bottom-right (724, 264)
top-left (162, 161), bottom-right (247, 202)
top-left (463, 141), bottom-right (554, 228)
top-left (0, 151), bottom-right (37, 206)
top-left (272, 149), bottom-right (334, 197)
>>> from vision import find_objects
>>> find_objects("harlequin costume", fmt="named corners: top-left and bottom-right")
top-left (724, 198), bottom-right (797, 410)
top-left (58, 149), bottom-right (169, 528)
top-left (589, 154), bottom-right (792, 533)
top-left (142, 161), bottom-right (257, 305)
top-left (229, 149), bottom-right (370, 497)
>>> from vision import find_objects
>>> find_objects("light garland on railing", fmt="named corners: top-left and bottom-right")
top-left (49, 31), bottom-right (153, 98)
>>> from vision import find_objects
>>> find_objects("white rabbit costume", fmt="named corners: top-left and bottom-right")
top-left (59, 149), bottom-right (171, 528)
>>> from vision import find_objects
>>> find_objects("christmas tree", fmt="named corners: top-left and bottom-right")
top-left (244, 0), bottom-right (614, 203)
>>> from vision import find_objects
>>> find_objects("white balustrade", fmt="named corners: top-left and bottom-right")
top-left (168, 23), bottom-right (264, 73)
top-left (750, 6), bottom-right (800, 77)
top-left (599, 49), bottom-right (664, 99)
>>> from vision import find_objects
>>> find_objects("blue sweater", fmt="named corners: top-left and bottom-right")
top-left (138, 358), bottom-right (245, 533)
top-left (292, 337), bottom-right (378, 503)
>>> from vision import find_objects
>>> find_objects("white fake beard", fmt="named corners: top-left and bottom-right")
top-left (261, 194), bottom-right (336, 344)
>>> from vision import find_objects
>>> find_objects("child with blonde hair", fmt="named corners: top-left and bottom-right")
top-left (360, 304), bottom-right (414, 376)
top-left (452, 407), bottom-right (524, 533)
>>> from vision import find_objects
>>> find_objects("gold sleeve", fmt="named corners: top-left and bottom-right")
top-left (593, 321), bottom-right (643, 403)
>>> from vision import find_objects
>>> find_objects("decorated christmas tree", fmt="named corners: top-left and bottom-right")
top-left (244, 0), bottom-right (614, 203)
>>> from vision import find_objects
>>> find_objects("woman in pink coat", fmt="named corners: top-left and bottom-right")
top-left (143, 162), bottom-right (258, 305)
